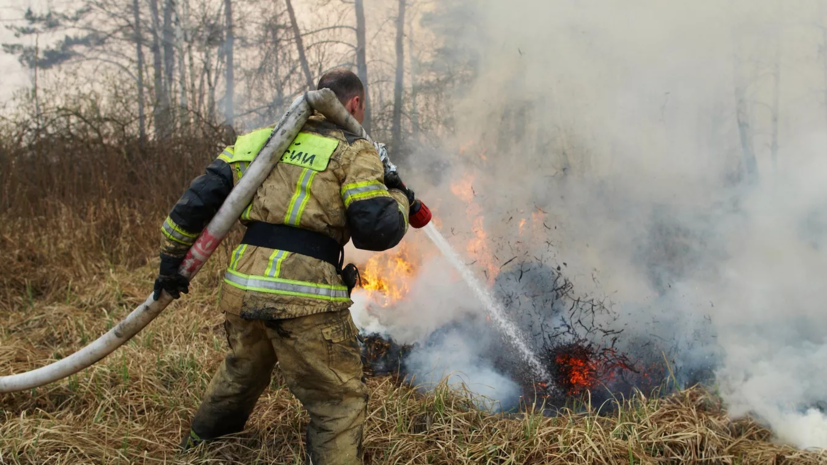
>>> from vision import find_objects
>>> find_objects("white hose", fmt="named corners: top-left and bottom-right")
top-left (0, 90), bottom-right (345, 393)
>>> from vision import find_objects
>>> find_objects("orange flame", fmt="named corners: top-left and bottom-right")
top-left (450, 174), bottom-right (476, 203)
top-left (450, 173), bottom-right (500, 283)
top-left (360, 243), bottom-right (417, 307)
top-left (555, 353), bottom-right (598, 395)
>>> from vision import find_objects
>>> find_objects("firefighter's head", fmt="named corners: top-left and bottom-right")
top-left (317, 69), bottom-right (366, 124)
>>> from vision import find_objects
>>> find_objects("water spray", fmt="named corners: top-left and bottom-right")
top-left (422, 223), bottom-right (552, 385)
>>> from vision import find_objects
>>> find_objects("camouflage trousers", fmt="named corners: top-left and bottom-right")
top-left (189, 309), bottom-right (367, 465)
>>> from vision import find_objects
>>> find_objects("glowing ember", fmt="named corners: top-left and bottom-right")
top-left (555, 352), bottom-right (598, 395)
top-left (540, 342), bottom-right (635, 397)
top-left (359, 243), bottom-right (417, 307)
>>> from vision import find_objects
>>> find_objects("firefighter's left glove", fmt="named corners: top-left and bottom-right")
top-left (153, 253), bottom-right (190, 300)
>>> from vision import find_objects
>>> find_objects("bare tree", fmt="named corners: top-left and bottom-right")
top-left (391, 0), bottom-right (406, 154)
top-left (770, 34), bottom-right (780, 172)
top-left (163, 0), bottom-right (176, 125)
top-left (407, 12), bottom-right (419, 137)
top-left (820, 1), bottom-right (827, 139)
top-left (354, 0), bottom-right (371, 132)
top-left (132, 0), bottom-right (146, 146)
top-left (224, 0), bottom-right (234, 127)
top-left (733, 52), bottom-right (759, 184)
top-left (149, 0), bottom-right (171, 138)
top-left (285, 0), bottom-right (314, 90)
top-left (174, 1), bottom-right (189, 130)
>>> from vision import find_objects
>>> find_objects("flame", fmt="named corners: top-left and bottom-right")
top-left (450, 174), bottom-right (476, 203)
top-left (450, 173), bottom-right (500, 282)
top-left (360, 242), bottom-right (417, 307)
top-left (518, 218), bottom-right (527, 235)
top-left (555, 352), bottom-right (598, 395)
top-left (531, 208), bottom-right (545, 225)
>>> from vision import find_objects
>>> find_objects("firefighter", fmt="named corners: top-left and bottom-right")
top-left (154, 69), bottom-right (414, 465)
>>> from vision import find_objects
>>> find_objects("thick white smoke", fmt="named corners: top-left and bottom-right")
top-left (356, 0), bottom-right (827, 448)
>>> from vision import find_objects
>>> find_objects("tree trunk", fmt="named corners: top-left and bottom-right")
top-left (408, 15), bottom-right (419, 136)
top-left (148, 0), bottom-right (170, 138)
top-left (821, 1), bottom-right (827, 141)
top-left (271, 23), bottom-right (284, 113)
top-left (354, 0), bottom-right (371, 132)
top-left (205, 47), bottom-right (215, 123)
top-left (224, 0), bottom-right (234, 128)
top-left (770, 35), bottom-right (780, 173)
top-left (733, 54), bottom-right (759, 184)
top-left (163, 0), bottom-right (175, 128)
top-left (183, 0), bottom-right (198, 121)
top-left (174, 1), bottom-right (188, 131)
top-left (391, 0), bottom-right (405, 155)
top-left (132, 0), bottom-right (146, 147)
top-left (285, 0), bottom-right (314, 90)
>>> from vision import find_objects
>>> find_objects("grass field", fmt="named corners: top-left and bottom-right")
top-left (0, 204), bottom-right (825, 465)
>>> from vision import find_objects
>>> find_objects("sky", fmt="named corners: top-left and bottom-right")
top-left (0, 1), bottom-right (35, 102)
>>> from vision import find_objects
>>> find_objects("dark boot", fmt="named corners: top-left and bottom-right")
top-left (178, 429), bottom-right (205, 452)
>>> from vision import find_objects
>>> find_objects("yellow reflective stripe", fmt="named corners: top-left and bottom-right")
top-left (234, 161), bottom-right (249, 180)
top-left (340, 179), bottom-right (384, 193)
top-left (264, 249), bottom-right (289, 278)
top-left (284, 168), bottom-right (314, 226)
top-left (229, 244), bottom-right (248, 270)
top-left (217, 148), bottom-right (235, 163)
top-left (223, 269), bottom-right (350, 301)
top-left (340, 180), bottom-right (384, 196)
top-left (341, 180), bottom-right (388, 208)
top-left (284, 169), bottom-right (307, 223)
top-left (343, 190), bottom-right (391, 209)
top-left (294, 171), bottom-right (317, 225)
top-left (161, 216), bottom-right (198, 245)
top-left (274, 251), bottom-right (289, 277)
top-left (241, 202), bottom-right (253, 221)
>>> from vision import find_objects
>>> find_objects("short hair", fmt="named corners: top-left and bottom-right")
top-left (317, 69), bottom-right (365, 105)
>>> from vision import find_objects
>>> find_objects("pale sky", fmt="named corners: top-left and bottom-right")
top-left (1, 2), bottom-right (35, 103)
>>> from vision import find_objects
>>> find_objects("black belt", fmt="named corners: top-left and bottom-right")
top-left (241, 222), bottom-right (344, 271)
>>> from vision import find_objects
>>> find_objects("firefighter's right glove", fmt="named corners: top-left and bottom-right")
top-left (153, 253), bottom-right (190, 300)
top-left (384, 171), bottom-right (416, 205)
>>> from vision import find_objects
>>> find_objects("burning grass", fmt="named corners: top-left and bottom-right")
top-left (0, 232), bottom-right (825, 463)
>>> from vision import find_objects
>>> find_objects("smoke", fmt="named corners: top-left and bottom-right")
top-left (405, 327), bottom-right (522, 411)
top-left (354, 0), bottom-right (827, 448)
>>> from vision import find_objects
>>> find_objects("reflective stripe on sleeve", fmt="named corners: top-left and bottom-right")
top-left (161, 216), bottom-right (199, 245)
top-left (223, 269), bottom-right (350, 302)
top-left (341, 180), bottom-right (390, 208)
top-left (234, 161), bottom-right (249, 180)
top-left (217, 148), bottom-right (235, 163)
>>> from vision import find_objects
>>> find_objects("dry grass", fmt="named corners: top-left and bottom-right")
top-left (1, 126), bottom-right (825, 464)
top-left (0, 220), bottom-right (825, 464)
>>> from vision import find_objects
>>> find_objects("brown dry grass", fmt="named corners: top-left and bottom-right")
top-left (1, 213), bottom-right (825, 464)
top-left (1, 127), bottom-right (825, 464)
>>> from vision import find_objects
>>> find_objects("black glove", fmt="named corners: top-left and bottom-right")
top-left (384, 171), bottom-right (416, 205)
top-left (153, 253), bottom-right (190, 300)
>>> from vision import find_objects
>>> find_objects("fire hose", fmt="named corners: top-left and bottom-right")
top-left (0, 89), bottom-right (429, 393)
